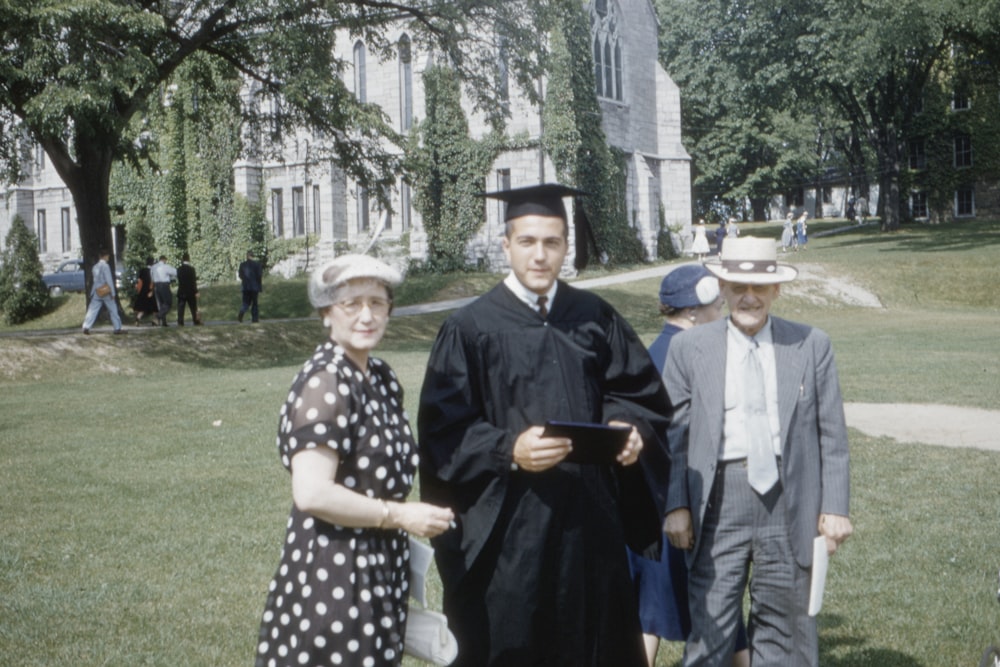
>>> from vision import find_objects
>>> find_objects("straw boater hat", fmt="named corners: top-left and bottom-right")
top-left (308, 254), bottom-right (403, 308)
top-left (704, 236), bottom-right (798, 285)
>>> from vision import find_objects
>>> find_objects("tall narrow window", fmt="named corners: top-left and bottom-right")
top-left (312, 185), bottom-right (321, 235)
top-left (603, 41), bottom-right (613, 98)
top-left (954, 134), bottom-right (972, 168)
top-left (613, 40), bottom-right (623, 101)
top-left (497, 35), bottom-right (510, 109)
top-left (593, 37), bottom-right (603, 96)
top-left (400, 181), bottom-right (411, 232)
top-left (955, 187), bottom-right (974, 216)
top-left (353, 41), bottom-right (367, 103)
top-left (910, 191), bottom-right (928, 218)
top-left (909, 138), bottom-right (926, 169)
top-left (496, 168), bottom-right (511, 222)
top-left (399, 35), bottom-right (413, 131)
top-left (61, 207), bottom-right (72, 252)
top-left (271, 189), bottom-right (284, 236)
top-left (292, 187), bottom-right (304, 236)
top-left (36, 144), bottom-right (45, 170)
top-left (357, 187), bottom-right (370, 232)
top-left (952, 89), bottom-right (970, 111)
top-left (36, 210), bottom-right (47, 253)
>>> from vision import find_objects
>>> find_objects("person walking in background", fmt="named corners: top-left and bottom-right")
top-left (796, 211), bottom-right (809, 250)
top-left (150, 254), bottom-right (177, 327)
top-left (176, 252), bottom-right (200, 326)
top-left (131, 256), bottom-right (158, 326)
top-left (781, 212), bottom-right (795, 253)
top-left (726, 216), bottom-right (740, 241)
top-left (237, 250), bottom-right (263, 323)
top-left (255, 254), bottom-right (454, 667)
top-left (81, 248), bottom-right (124, 335)
top-left (663, 237), bottom-right (852, 666)
top-left (715, 219), bottom-right (727, 255)
top-left (631, 264), bottom-right (748, 667)
top-left (418, 183), bottom-right (671, 667)
top-left (691, 219), bottom-right (710, 262)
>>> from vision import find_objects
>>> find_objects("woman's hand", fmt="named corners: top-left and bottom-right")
top-left (388, 501), bottom-right (455, 538)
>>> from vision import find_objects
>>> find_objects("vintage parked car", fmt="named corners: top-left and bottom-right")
top-left (42, 259), bottom-right (122, 296)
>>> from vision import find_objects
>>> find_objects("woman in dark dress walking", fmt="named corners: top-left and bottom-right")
top-left (131, 256), bottom-right (158, 325)
top-left (256, 254), bottom-right (454, 667)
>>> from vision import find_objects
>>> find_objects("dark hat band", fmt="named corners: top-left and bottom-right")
top-left (721, 259), bottom-right (778, 275)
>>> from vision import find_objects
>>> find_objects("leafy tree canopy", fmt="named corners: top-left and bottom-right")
top-left (656, 0), bottom-right (1000, 227)
top-left (0, 0), bottom-right (555, 283)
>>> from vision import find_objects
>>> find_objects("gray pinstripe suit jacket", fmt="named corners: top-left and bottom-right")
top-left (662, 315), bottom-right (850, 569)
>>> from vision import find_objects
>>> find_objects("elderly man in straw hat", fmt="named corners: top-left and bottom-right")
top-left (661, 236), bottom-right (853, 666)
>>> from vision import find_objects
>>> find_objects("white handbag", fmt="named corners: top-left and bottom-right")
top-left (403, 607), bottom-right (458, 665)
top-left (404, 537), bottom-right (458, 665)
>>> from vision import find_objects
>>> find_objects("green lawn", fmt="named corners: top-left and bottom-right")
top-left (1, 217), bottom-right (999, 665)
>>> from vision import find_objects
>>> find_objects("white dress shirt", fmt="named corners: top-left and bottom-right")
top-left (721, 318), bottom-right (781, 461)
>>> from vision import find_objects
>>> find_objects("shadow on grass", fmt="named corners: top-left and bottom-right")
top-left (821, 218), bottom-right (1000, 254)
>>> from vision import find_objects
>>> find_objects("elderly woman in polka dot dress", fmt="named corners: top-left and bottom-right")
top-left (256, 254), bottom-right (455, 667)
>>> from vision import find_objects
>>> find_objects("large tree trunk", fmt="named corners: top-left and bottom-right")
top-left (42, 134), bottom-right (121, 311)
top-left (873, 123), bottom-right (902, 232)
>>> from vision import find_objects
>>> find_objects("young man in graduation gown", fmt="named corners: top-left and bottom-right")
top-left (418, 184), bottom-right (672, 667)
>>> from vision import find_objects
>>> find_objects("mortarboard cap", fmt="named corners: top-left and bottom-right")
top-left (479, 183), bottom-right (588, 222)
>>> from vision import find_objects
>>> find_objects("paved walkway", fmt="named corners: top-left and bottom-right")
top-left (843, 403), bottom-right (999, 452)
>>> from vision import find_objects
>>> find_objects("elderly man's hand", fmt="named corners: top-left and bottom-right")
top-left (818, 513), bottom-right (853, 555)
top-left (665, 509), bottom-right (694, 550)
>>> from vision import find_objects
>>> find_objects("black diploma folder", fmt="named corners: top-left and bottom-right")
top-left (542, 420), bottom-right (631, 465)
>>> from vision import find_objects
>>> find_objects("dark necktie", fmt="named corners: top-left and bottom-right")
top-left (745, 339), bottom-right (778, 494)
top-left (536, 295), bottom-right (548, 318)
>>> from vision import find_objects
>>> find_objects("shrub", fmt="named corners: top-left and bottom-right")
top-left (0, 215), bottom-right (52, 324)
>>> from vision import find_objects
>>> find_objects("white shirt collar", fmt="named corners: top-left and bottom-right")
top-left (504, 272), bottom-right (558, 312)
top-left (727, 316), bottom-right (773, 351)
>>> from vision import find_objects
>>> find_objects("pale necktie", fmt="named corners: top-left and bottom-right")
top-left (744, 339), bottom-right (778, 494)
top-left (536, 295), bottom-right (548, 318)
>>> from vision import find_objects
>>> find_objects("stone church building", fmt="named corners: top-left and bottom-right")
top-left (238, 0), bottom-right (692, 274)
top-left (2, 0), bottom-right (693, 275)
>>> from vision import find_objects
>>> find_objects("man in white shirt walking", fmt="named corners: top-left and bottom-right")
top-left (150, 254), bottom-right (177, 327)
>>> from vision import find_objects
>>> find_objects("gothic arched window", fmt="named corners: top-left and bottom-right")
top-left (590, 1), bottom-right (624, 102)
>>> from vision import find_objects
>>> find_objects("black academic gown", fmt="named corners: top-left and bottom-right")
top-left (418, 281), bottom-right (671, 667)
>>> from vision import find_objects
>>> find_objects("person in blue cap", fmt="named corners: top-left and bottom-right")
top-left (631, 263), bottom-right (749, 667)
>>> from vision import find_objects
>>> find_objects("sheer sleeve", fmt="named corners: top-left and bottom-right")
top-left (277, 354), bottom-right (361, 472)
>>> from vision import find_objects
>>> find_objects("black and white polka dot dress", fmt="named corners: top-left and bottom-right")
top-left (256, 342), bottom-right (417, 667)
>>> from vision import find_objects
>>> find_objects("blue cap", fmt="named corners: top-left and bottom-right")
top-left (659, 264), bottom-right (720, 309)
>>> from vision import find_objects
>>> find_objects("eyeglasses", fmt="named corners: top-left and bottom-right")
top-left (334, 297), bottom-right (392, 316)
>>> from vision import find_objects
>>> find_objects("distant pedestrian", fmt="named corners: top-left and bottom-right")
top-left (691, 220), bottom-right (710, 261)
top-left (726, 217), bottom-right (740, 240)
top-left (176, 252), bottom-right (201, 326)
top-left (716, 220), bottom-right (727, 255)
top-left (150, 255), bottom-right (177, 326)
top-left (237, 250), bottom-right (263, 323)
top-left (781, 212), bottom-right (795, 253)
top-left (82, 248), bottom-right (124, 335)
top-left (796, 211), bottom-right (809, 250)
top-left (132, 256), bottom-right (158, 326)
